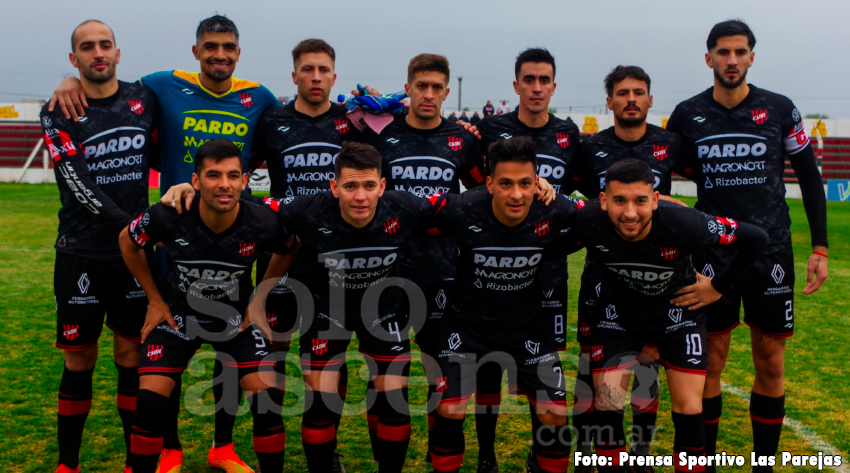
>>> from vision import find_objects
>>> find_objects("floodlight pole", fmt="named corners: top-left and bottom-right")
top-left (458, 76), bottom-right (463, 112)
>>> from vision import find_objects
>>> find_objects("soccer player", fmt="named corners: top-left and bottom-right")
top-left (665, 20), bottom-right (828, 471)
top-left (560, 159), bottom-right (768, 473)
top-left (569, 65), bottom-right (683, 469)
top-left (118, 139), bottom-right (291, 473)
top-left (43, 20), bottom-right (158, 473)
top-left (427, 137), bottom-right (581, 473)
top-left (50, 15), bottom-right (279, 471)
top-left (472, 48), bottom-right (581, 472)
top-left (250, 142), bottom-right (440, 473)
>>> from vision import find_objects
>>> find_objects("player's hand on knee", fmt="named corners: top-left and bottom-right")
top-left (671, 271), bottom-right (722, 310)
top-left (535, 177), bottom-right (556, 205)
top-left (48, 77), bottom-right (87, 121)
top-left (803, 249), bottom-right (828, 295)
top-left (141, 300), bottom-right (177, 342)
top-left (160, 183), bottom-right (196, 213)
top-left (244, 300), bottom-right (272, 341)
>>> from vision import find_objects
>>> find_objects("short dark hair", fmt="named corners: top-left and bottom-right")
top-left (488, 137), bottom-right (537, 176)
top-left (292, 39), bottom-right (336, 65)
top-left (71, 20), bottom-right (115, 52)
top-left (604, 65), bottom-right (651, 97)
top-left (194, 139), bottom-right (243, 174)
top-left (515, 48), bottom-right (556, 79)
top-left (604, 158), bottom-right (653, 191)
top-left (407, 54), bottom-right (450, 85)
top-left (334, 142), bottom-right (382, 177)
top-left (707, 19), bottom-right (756, 51)
top-left (196, 15), bottom-right (239, 43)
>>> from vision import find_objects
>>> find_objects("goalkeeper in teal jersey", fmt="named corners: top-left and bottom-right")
top-left (49, 15), bottom-right (280, 473)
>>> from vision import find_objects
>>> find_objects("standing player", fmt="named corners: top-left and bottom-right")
top-left (43, 20), bottom-right (158, 473)
top-left (472, 48), bottom-right (581, 472)
top-left (427, 138), bottom-right (581, 473)
top-left (666, 20), bottom-right (828, 472)
top-left (560, 159), bottom-right (768, 473)
top-left (569, 65), bottom-right (683, 468)
top-left (50, 15), bottom-right (279, 472)
top-left (119, 140), bottom-right (291, 473)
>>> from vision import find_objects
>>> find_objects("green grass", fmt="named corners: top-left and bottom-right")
top-left (0, 184), bottom-right (846, 472)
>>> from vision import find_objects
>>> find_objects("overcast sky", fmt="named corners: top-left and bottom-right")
top-left (2, 0), bottom-right (849, 117)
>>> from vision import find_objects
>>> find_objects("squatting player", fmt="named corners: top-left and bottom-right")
top-left (43, 20), bottom-right (158, 473)
top-left (427, 137), bottom-right (581, 473)
top-left (569, 65), bottom-right (684, 467)
top-left (559, 159), bottom-right (767, 473)
top-left (666, 20), bottom-right (828, 471)
top-left (470, 48), bottom-right (581, 472)
top-left (118, 140), bottom-right (291, 473)
top-left (51, 15), bottom-right (279, 472)
top-left (249, 143), bottom-right (439, 473)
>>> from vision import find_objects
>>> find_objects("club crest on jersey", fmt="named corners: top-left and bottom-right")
top-left (334, 119), bottom-right (349, 134)
top-left (660, 247), bottom-right (678, 260)
top-left (591, 345), bottom-right (603, 362)
top-left (751, 109), bottom-right (768, 124)
top-left (448, 136), bottom-right (463, 151)
top-left (267, 313), bottom-right (278, 328)
top-left (435, 376), bottom-right (448, 393)
top-left (556, 133), bottom-right (570, 149)
top-left (239, 93), bottom-right (254, 108)
top-left (63, 324), bottom-right (80, 341)
top-left (312, 339), bottom-right (329, 356)
top-left (239, 242), bottom-right (256, 257)
top-left (653, 145), bottom-right (668, 161)
top-left (534, 220), bottom-right (550, 236)
top-left (147, 345), bottom-right (163, 361)
top-left (383, 217), bottom-right (400, 234)
top-left (128, 100), bottom-right (144, 115)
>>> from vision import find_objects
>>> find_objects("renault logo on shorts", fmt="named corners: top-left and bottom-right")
top-left (448, 332), bottom-right (462, 350)
top-left (435, 289), bottom-right (447, 309)
top-left (702, 264), bottom-right (715, 279)
top-left (771, 264), bottom-right (785, 284)
top-left (605, 304), bottom-right (618, 320)
top-left (77, 273), bottom-right (90, 294)
top-left (668, 308), bottom-right (683, 324)
top-left (525, 340), bottom-right (540, 355)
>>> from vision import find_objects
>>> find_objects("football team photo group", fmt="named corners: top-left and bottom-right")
top-left (24, 8), bottom-right (837, 473)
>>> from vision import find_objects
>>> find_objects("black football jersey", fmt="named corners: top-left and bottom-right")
top-left (252, 102), bottom-right (361, 198)
top-left (431, 188), bottom-right (583, 326)
top-left (128, 201), bottom-right (291, 318)
top-left (41, 81), bottom-right (159, 259)
top-left (363, 115), bottom-right (485, 284)
top-left (666, 85), bottom-right (811, 252)
top-left (476, 111), bottom-right (581, 195)
top-left (263, 191), bottom-right (436, 309)
top-left (572, 124), bottom-right (682, 197)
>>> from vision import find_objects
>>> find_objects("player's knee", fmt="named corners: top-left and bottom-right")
top-left (753, 355), bottom-right (784, 381)
top-left (671, 398), bottom-right (703, 415)
top-left (536, 409), bottom-right (568, 426)
top-left (113, 339), bottom-right (140, 367)
top-left (64, 347), bottom-right (97, 371)
top-left (436, 402), bottom-right (467, 420)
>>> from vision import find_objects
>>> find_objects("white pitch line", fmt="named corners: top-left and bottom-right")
top-left (721, 382), bottom-right (847, 472)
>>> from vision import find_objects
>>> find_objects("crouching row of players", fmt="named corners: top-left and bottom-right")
top-left (111, 137), bottom-right (767, 473)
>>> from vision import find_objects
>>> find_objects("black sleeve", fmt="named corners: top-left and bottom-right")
top-left (694, 215), bottom-right (769, 294)
top-left (127, 204), bottom-right (169, 248)
top-left (458, 141), bottom-right (486, 189)
top-left (250, 115), bottom-right (271, 171)
top-left (788, 145), bottom-right (828, 248)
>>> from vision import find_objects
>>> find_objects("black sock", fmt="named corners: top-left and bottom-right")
top-left (250, 389), bottom-right (285, 473)
top-left (572, 357), bottom-right (595, 456)
top-left (131, 389), bottom-right (169, 473)
top-left (213, 356), bottom-right (241, 447)
top-left (474, 362), bottom-right (503, 465)
top-left (750, 392), bottom-right (784, 472)
top-left (595, 409), bottom-right (626, 473)
top-left (672, 412), bottom-right (706, 473)
top-left (630, 360), bottom-right (659, 456)
top-left (702, 395), bottom-right (722, 473)
top-left (370, 388), bottom-right (411, 473)
top-left (302, 388), bottom-right (343, 472)
top-left (530, 403), bottom-right (571, 473)
top-left (58, 367), bottom-right (94, 469)
top-left (161, 377), bottom-right (182, 450)
top-left (115, 363), bottom-right (139, 465)
top-left (429, 413), bottom-right (465, 473)
top-left (366, 379), bottom-right (379, 462)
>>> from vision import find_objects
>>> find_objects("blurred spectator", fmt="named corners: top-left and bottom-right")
top-left (447, 111), bottom-right (458, 123)
top-left (458, 111), bottom-right (470, 123)
top-left (483, 100), bottom-right (495, 116)
top-left (470, 111), bottom-right (481, 125)
top-left (497, 99), bottom-right (511, 115)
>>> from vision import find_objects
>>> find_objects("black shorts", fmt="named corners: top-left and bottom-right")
top-left (54, 251), bottom-right (147, 350)
top-left (589, 296), bottom-right (707, 376)
top-left (431, 316), bottom-right (568, 407)
top-left (577, 264), bottom-right (605, 346)
top-left (256, 252), bottom-right (302, 336)
top-left (138, 316), bottom-right (274, 381)
top-left (299, 298), bottom-right (412, 377)
top-left (412, 280), bottom-right (452, 356)
top-left (693, 246), bottom-right (795, 337)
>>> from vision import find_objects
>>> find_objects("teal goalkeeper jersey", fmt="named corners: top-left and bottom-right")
top-left (138, 70), bottom-right (278, 193)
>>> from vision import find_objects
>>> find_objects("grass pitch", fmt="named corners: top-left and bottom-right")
top-left (0, 184), bottom-right (846, 472)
